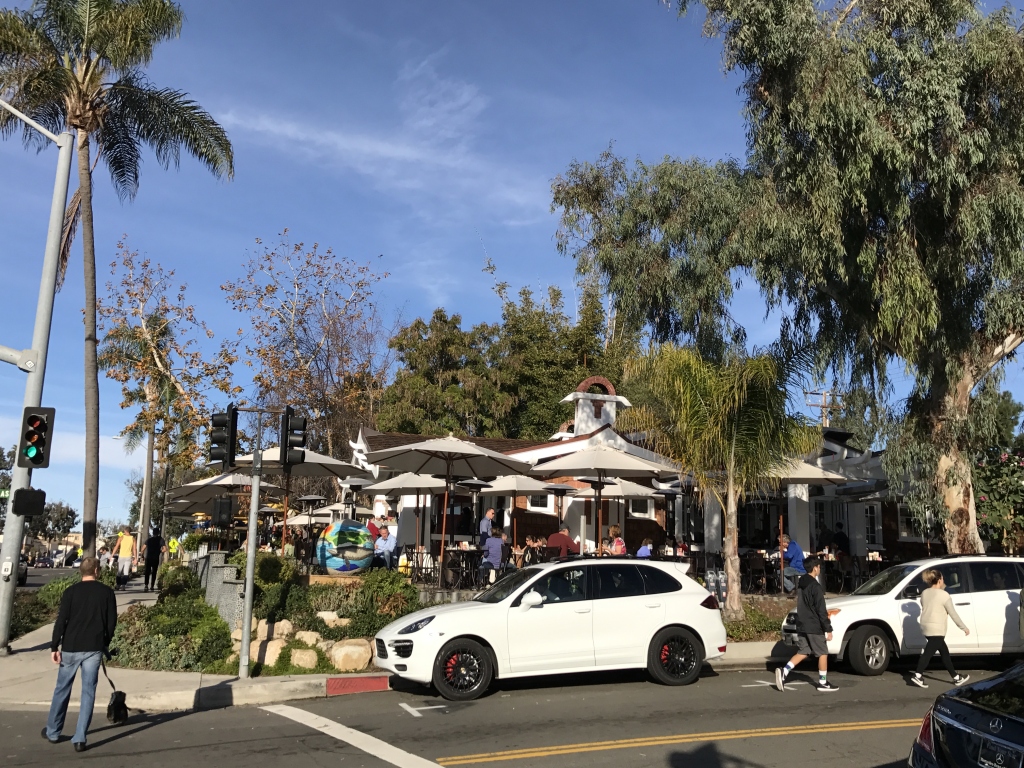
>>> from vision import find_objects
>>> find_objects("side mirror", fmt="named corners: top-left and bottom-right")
top-left (902, 584), bottom-right (921, 600)
top-left (521, 590), bottom-right (543, 609)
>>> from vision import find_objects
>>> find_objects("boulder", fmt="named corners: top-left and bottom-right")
top-left (249, 638), bottom-right (286, 667)
top-left (257, 618), bottom-right (294, 641)
top-left (315, 610), bottom-right (338, 622)
top-left (291, 648), bottom-right (319, 670)
top-left (316, 611), bottom-right (350, 629)
top-left (316, 639), bottom-right (336, 654)
top-left (294, 630), bottom-right (322, 647)
top-left (226, 652), bottom-right (238, 664)
top-left (330, 638), bottom-right (372, 672)
top-left (231, 628), bottom-right (243, 642)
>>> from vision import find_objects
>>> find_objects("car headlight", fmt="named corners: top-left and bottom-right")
top-left (398, 616), bottom-right (434, 635)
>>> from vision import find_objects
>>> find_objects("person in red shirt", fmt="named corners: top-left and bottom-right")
top-left (367, 516), bottom-right (380, 540)
top-left (546, 525), bottom-right (580, 558)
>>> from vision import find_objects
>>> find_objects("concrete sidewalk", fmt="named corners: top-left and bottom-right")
top-left (0, 582), bottom-right (390, 715)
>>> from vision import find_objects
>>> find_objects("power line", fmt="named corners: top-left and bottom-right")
top-left (804, 390), bottom-right (844, 428)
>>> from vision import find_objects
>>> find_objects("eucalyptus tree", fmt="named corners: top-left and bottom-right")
top-left (0, 0), bottom-right (234, 555)
top-left (620, 346), bottom-right (819, 622)
top-left (553, 0), bottom-right (1024, 553)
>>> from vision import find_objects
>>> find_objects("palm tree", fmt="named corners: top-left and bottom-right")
top-left (0, 0), bottom-right (234, 556)
top-left (621, 346), bottom-right (819, 622)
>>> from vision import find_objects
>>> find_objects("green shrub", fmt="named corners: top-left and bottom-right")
top-left (157, 564), bottom-right (199, 596)
top-left (724, 607), bottom-right (782, 642)
top-left (109, 595), bottom-right (232, 672)
top-left (344, 570), bottom-right (421, 638)
top-left (10, 593), bottom-right (54, 640)
top-left (306, 582), bottom-right (359, 614)
top-left (98, 567), bottom-right (117, 589)
top-left (228, 551), bottom-right (297, 590)
top-left (38, 575), bottom-right (79, 610)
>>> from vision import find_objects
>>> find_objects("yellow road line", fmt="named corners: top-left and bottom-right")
top-left (437, 718), bottom-right (921, 765)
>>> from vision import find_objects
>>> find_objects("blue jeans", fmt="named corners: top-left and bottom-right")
top-left (784, 567), bottom-right (803, 592)
top-left (45, 650), bottom-right (102, 744)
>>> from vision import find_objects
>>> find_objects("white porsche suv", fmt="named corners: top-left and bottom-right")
top-left (782, 556), bottom-right (1023, 675)
top-left (375, 558), bottom-right (728, 700)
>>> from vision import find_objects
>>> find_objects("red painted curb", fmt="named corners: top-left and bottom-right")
top-left (326, 675), bottom-right (391, 696)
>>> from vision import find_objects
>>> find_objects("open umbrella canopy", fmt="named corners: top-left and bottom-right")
top-left (363, 472), bottom-right (446, 494)
top-left (234, 449), bottom-right (375, 480)
top-left (576, 479), bottom-right (657, 498)
top-left (530, 445), bottom-right (673, 479)
top-left (167, 472), bottom-right (283, 503)
top-left (481, 474), bottom-right (552, 495)
top-left (365, 436), bottom-right (532, 478)
top-left (766, 460), bottom-right (849, 485)
top-left (294, 494), bottom-right (327, 503)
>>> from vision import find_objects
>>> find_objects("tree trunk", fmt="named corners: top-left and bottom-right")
top-left (936, 450), bottom-right (985, 554)
top-left (722, 478), bottom-right (745, 623)
top-left (78, 133), bottom-right (100, 558)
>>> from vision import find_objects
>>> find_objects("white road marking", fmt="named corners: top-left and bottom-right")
top-left (399, 702), bottom-right (448, 718)
top-left (262, 704), bottom-right (442, 768)
top-left (741, 679), bottom-right (809, 688)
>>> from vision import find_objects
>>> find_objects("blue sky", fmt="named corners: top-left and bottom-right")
top-left (1, 1), bottom-right (1021, 523)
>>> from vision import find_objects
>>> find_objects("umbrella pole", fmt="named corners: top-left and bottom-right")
top-left (438, 483), bottom-right (450, 587)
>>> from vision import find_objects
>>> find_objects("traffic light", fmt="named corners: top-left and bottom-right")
top-left (209, 403), bottom-right (238, 472)
top-left (17, 407), bottom-right (55, 469)
top-left (279, 405), bottom-right (306, 470)
top-left (12, 488), bottom-right (45, 517)
top-left (212, 497), bottom-right (233, 528)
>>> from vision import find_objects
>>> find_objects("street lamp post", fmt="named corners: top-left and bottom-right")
top-left (0, 99), bottom-right (74, 654)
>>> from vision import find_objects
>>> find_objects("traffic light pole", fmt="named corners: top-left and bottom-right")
top-left (0, 102), bottom-right (74, 654)
top-left (238, 419), bottom-right (262, 680)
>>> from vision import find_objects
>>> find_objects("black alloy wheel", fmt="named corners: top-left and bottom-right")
top-left (432, 638), bottom-right (493, 701)
top-left (648, 627), bottom-right (703, 686)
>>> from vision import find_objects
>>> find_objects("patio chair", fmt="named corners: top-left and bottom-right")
top-left (745, 554), bottom-right (768, 595)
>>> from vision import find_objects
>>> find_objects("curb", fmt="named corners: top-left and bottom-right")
top-left (130, 673), bottom-right (392, 713)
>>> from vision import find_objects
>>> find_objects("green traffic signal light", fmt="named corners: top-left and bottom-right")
top-left (24, 445), bottom-right (39, 459)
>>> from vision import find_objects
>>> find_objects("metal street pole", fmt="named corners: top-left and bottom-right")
top-left (238, 420), bottom-right (262, 679)
top-left (139, 426), bottom-right (155, 539)
top-left (0, 99), bottom-right (74, 653)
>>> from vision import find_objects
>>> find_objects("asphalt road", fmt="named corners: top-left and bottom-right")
top-left (19, 567), bottom-right (74, 591)
top-left (1, 658), bottom-right (1011, 768)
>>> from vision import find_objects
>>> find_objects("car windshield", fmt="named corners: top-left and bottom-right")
top-left (474, 567), bottom-right (542, 603)
top-left (852, 565), bottom-right (918, 596)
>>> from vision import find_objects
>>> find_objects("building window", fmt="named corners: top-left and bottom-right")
top-left (629, 498), bottom-right (652, 518)
top-left (898, 504), bottom-right (936, 542)
top-left (865, 504), bottom-right (880, 546)
top-left (527, 494), bottom-right (552, 514)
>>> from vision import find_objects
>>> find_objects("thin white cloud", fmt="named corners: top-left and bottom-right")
top-left (220, 56), bottom-right (549, 226)
top-left (0, 416), bottom-right (144, 472)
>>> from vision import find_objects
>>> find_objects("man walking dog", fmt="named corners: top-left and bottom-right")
top-left (43, 557), bottom-right (118, 752)
top-left (776, 556), bottom-right (839, 692)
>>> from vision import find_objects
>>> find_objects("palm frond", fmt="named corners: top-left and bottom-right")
top-left (106, 72), bottom-right (232, 171)
top-left (94, 0), bottom-right (183, 71)
top-left (57, 185), bottom-right (81, 289)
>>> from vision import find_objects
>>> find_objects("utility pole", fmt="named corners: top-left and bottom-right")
top-left (804, 390), bottom-right (843, 428)
top-left (238, 415), bottom-right (262, 679)
top-left (0, 98), bottom-right (74, 654)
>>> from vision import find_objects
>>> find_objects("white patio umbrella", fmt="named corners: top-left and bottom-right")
top-left (575, 478), bottom-right (657, 498)
top-left (531, 445), bottom-right (671, 553)
top-left (167, 472), bottom-right (283, 503)
top-left (364, 473), bottom-right (447, 549)
top-left (767, 461), bottom-right (849, 484)
top-left (481, 474), bottom-right (552, 495)
top-left (366, 436), bottom-right (532, 583)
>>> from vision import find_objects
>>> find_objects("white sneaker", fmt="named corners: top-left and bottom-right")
top-left (953, 674), bottom-right (970, 686)
top-left (775, 667), bottom-right (786, 691)
top-left (910, 674), bottom-right (928, 688)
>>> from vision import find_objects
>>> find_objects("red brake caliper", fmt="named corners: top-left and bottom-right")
top-left (660, 644), bottom-right (670, 664)
top-left (446, 653), bottom-right (460, 681)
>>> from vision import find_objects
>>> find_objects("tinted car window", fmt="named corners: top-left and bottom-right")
top-left (952, 663), bottom-right (1024, 719)
top-left (593, 564), bottom-right (645, 600)
top-left (475, 567), bottom-right (541, 604)
top-left (909, 564), bottom-right (970, 595)
top-left (638, 565), bottom-right (682, 595)
top-left (970, 561), bottom-right (1021, 592)
top-left (529, 567), bottom-right (587, 604)
top-left (853, 565), bottom-right (917, 596)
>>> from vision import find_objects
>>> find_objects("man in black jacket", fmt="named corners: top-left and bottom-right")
top-left (775, 556), bottom-right (838, 692)
top-left (42, 557), bottom-right (118, 751)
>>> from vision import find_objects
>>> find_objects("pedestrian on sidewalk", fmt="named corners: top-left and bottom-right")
top-left (910, 569), bottom-right (970, 688)
top-left (115, 526), bottom-right (136, 591)
top-left (776, 556), bottom-right (838, 692)
top-left (43, 557), bottom-right (118, 752)
top-left (139, 528), bottom-right (167, 592)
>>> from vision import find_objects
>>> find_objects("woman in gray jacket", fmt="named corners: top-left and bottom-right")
top-left (911, 568), bottom-right (970, 688)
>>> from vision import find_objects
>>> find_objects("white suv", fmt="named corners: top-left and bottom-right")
top-left (782, 556), bottom-right (1023, 675)
top-left (375, 558), bottom-right (727, 700)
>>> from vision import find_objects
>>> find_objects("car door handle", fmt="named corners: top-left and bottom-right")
top-left (574, 607), bottom-right (591, 614)
top-left (955, 602), bottom-right (970, 606)
top-left (645, 603), bottom-right (662, 608)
